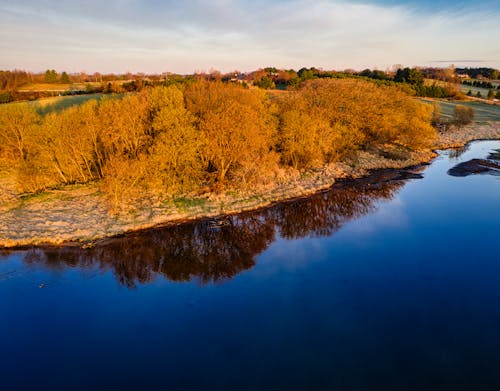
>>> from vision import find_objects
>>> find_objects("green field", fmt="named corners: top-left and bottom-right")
top-left (420, 99), bottom-right (500, 122)
top-left (34, 94), bottom-right (105, 114)
top-left (460, 80), bottom-right (500, 98)
top-left (6, 93), bottom-right (124, 115)
top-left (459, 84), bottom-right (494, 98)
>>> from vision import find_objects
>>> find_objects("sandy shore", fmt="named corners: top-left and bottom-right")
top-left (1, 122), bottom-right (499, 248)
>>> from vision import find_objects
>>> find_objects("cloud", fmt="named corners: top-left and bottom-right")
top-left (0, 0), bottom-right (499, 73)
top-left (431, 60), bottom-right (488, 63)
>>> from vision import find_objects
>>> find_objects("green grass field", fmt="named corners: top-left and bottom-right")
top-left (34, 94), bottom-right (105, 114)
top-left (459, 79), bottom-right (500, 98)
top-left (459, 85), bottom-right (493, 98)
top-left (420, 98), bottom-right (500, 122)
top-left (5, 93), bottom-right (124, 115)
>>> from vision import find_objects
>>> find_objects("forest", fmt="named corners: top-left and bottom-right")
top-left (0, 78), bottom-right (436, 213)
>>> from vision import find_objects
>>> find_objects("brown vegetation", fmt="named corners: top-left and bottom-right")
top-left (0, 79), bottom-right (436, 214)
top-left (185, 81), bottom-right (278, 187)
top-left (452, 104), bottom-right (475, 128)
top-left (276, 80), bottom-right (436, 170)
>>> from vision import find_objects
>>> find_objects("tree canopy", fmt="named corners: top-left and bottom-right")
top-left (0, 79), bottom-right (437, 213)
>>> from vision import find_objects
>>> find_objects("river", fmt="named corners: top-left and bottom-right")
top-left (1, 140), bottom-right (499, 390)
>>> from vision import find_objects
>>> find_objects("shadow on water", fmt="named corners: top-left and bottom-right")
top-left (1, 171), bottom-right (412, 287)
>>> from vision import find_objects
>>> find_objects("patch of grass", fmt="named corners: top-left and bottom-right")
top-left (373, 144), bottom-right (410, 161)
top-left (18, 181), bottom-right (95, 203)
top-left (35, 94), bottom-right (105, 115)
top-left (459, 85), bottom-right (491, 98)
top-left (19, 191), bottom-right (53, 203)
top-left (173, 197), bottom-right (208, 211)
top-left (237, 195), bottom-right (262, 205)
top-left (18, 83), bottom-right (79, 92)
top-left (4, 93), bottom-right (126, 115)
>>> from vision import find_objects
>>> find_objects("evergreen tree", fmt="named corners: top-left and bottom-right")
top-left (254, 76), bottom-right (275, 90)
top-left (393, 67), bottom-right (423, 86)
top-left (60, 71), bottom-right (71, 84)
top-left (44, 69), bottom-right (58, 83)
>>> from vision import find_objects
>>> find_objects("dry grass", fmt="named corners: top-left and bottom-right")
top-left (18, 83), bottom-right (83, 92)
top-left (435, 122), bottom-right (500, 149)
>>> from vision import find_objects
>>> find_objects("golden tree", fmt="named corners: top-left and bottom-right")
top-left (0, 104), bottom-right (40, 162)
top-left (146, 85), bottom-right (205, 195)
top-left (186, 81), bottom-right (278, 187)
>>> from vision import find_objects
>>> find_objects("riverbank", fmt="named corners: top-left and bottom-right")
top-left (1, 122), bottom-right (500, 248)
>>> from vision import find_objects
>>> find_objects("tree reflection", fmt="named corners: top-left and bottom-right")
top-left (272, 185), bottom-right (394, 239)
top-left (4, 175), bottom-right (406, 287)
top-left (448, 145), bottom-right (470, 159)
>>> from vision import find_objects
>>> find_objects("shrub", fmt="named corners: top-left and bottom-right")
top-left (431, 101), bottom-right (442, 126)
top-left (452, 105), bottom-right (475, 127)
top-left (0, 91), bottom-right (12, 104)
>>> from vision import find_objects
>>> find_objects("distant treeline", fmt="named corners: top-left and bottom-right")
top-left (0, 70), bottom-right (33, 91)
top-left (348, 67), bottom-right (464, 99)
top-left (250, 66), bottom-right (465, 99)
top-left (6, 65), bottom-right (500, 104)
top-left (0, 69), bottom-right (168, 89)
top-left (456, 67), bottom-right (499, 80)
top-left (0, 69), bottom-right (180, 103)
top-left (0, 79), bottom-right (436, 213)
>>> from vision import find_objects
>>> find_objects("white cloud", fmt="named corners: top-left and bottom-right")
top-left (0, 0), bottom-right (499, 73)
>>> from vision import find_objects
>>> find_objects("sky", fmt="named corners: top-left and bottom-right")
top-left (1, 0), bottom-right (499, 74)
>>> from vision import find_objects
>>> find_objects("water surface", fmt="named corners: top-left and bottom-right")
top-left (1, 140), bottom-right (500, 390)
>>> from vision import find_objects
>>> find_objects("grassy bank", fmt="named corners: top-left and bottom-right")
top-left (1, 122), bottom-right (499, 248)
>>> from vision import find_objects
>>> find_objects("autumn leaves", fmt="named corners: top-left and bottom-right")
top-left (0, 79), bottom-right (436, 213)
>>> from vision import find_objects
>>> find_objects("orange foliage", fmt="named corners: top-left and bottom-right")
top-left (0, 78), bottom-right (437, 212)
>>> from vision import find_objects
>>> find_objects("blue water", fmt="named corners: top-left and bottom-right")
top-left (1, 141), bottom-right (500, 391)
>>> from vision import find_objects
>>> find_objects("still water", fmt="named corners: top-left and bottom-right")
top-left (1, 141), bottom-right (500, 391)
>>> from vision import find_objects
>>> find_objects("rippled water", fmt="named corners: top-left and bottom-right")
top-left (1, 140), bottom-right (499, 391)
